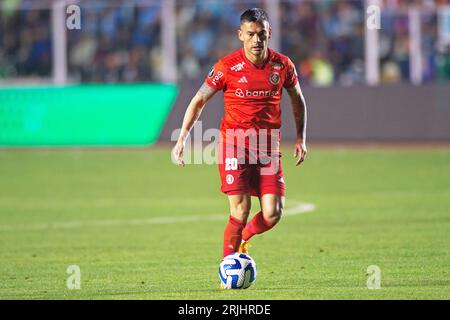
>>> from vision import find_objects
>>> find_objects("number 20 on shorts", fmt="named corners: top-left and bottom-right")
top-left (225, 158), bottom-right (238, 171)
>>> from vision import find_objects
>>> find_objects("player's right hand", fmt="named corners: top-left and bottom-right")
top-left (172, 141), bottom-right (185, 167)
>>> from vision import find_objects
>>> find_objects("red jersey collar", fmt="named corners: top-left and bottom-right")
top-left (240, 48), bottom-right (271, 70)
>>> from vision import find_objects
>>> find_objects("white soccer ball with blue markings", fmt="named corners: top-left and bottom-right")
top-left (219, 253), bottom-right (257, 289)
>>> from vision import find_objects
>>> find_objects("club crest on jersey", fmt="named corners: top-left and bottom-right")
top-left (208, 67), bottom-right (214, 78)
top-left (269, 72), bottom-right (280, 85)
top-left (226, 174), bottom-right (234, 185)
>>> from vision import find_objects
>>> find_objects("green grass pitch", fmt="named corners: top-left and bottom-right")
top-left (0, 146), bottom-right (449, 299)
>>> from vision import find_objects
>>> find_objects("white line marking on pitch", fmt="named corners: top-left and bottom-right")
top-left (0, 201), bottom-right (315, 232)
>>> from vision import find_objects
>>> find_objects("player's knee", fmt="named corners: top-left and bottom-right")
top-left (231, 204), bottom-right (250, 222)
top-left (263, 207), bottom-right (282, 226)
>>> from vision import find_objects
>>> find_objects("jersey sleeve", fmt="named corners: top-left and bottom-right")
top-left (204, 60), bottom-right (227, 91)
top-left (283, 58), bottom-right (299, 89)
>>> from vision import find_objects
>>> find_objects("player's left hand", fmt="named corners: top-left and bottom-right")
top-left (294, 140), bottom-right (307, 166)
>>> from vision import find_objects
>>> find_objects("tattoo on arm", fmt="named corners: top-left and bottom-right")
top-left (286, 84), bottom-right (307, 140)
top-left (197, 83), bottom-right (217, 102)
top-left (286, 83), bottom-right (303, 103)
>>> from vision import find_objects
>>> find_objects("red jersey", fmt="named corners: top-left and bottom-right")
top-left (204, 48), bottom-right (298, 132)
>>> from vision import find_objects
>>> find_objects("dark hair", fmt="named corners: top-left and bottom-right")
top-left (240, 8), bottom-right (269, 25)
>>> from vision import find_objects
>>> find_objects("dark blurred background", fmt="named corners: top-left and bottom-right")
top-left (0, 0), bottom-right (449, 144)
top-left (1, 0), bottom-right (449, 85)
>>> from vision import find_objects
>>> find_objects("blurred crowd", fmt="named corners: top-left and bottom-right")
top-left (0, 0), bottom-right (449, 85)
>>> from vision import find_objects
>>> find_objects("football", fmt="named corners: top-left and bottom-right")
top-left (219, 253), bottom-right (257, 289)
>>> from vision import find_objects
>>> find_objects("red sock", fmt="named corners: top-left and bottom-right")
top-left (242, 211), bottom-right (275, 241)
top-left (223, 215), bottom-right (245, 257)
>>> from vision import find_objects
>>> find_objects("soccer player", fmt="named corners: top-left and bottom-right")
top-left (172, 8), bottom-right (307, 260)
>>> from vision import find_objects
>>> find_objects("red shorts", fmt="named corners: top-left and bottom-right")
top-left (218, 134), bottom-right (286, 197)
